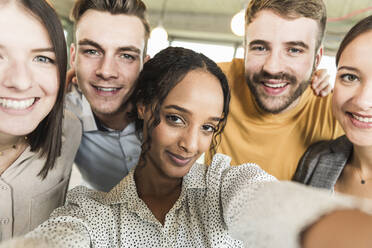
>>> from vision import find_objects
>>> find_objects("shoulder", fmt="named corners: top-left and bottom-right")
top-left (61, 186), bottom-right (108, 212)
top-left (293, 136), bottom-right (351, 183)
top-left (217, 59), bottom-right (244, 80)
top-left (62, 109), bottom-right (82, 144)
top-left (207, 154), bottom-right (276, 188)
top-left (294, 139), bottom-right (334, 181)
top-left (65, 87), bottom-right (84, 118)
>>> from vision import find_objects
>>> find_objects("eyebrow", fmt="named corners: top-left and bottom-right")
top-left (0, 45), bottom-right (54, 53)
top-left (78, 38), bottom-right (141, 54)
top-left (118, 46), bottom-right (141, 55)
top-left (78, 39), bottom-right (103, 51)
top-left (338, 66), bottom-right (360, 73)
top-left (164, 105), bottom-right (222, 122)
top-left (249, 40), bottom-right (268, 47)
top-left (285, 41), bottom-right (309, 50)
top-left (249, 40), bottom-right (309, 50)
top-left (32, 48), bottom-right (55, 53)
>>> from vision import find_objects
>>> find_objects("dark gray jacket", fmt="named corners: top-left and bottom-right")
top-left (292, 135), bottom-right (352, 189)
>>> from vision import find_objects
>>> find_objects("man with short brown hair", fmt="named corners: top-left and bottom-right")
top-left (66, 0), bottom-right (150, 191)
top-left (207, 0), bottom-right (343, 180)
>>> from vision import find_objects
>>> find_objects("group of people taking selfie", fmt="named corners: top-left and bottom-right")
top-left (1, 0), bottom-right (372, 247)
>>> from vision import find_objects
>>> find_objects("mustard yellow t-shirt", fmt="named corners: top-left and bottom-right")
top-left (206, 59), bottom-right (343, 180)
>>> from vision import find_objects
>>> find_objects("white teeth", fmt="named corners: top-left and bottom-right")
top-left (96, 87), bottom-right (118, 92)
top-left (0, 98), bottom-right (35, 110)
top-left (352, 114), bottom-right (372, 123)
top-left (263, 82), bottom-right (287, 88)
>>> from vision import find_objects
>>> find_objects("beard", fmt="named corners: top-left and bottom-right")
top-left (245, 69), bottom-right (312, 114)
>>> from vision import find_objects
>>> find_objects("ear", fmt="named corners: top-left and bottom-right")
top-left (137, 103), bottom-right (146, 120)
top-left (314, 45), bottom-right (323, 68)
top-left (70, 43), bottom-right (77, 69)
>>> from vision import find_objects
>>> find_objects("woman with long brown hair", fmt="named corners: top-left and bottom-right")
top-left (0, 0), bottom-right (81, 241)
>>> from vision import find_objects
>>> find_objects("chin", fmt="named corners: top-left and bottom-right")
top-left (165, 165), bottom-right (192, 179)
top-left (346, 133), bottom-right (372, 147)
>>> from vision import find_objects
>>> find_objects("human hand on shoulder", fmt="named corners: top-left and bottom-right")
top-left (311, 69), bottom-right (332, 97)
top-left (65, 68), bottom-right (77, 92)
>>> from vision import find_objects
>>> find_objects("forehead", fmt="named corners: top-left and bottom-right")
top-left (0, 3), bottom-right (51, 48)
top-left (163, 70), bottom-right (224, 116)
top-left (246, 10), bottom-right (318, 48)
top-left (339, 31), bottom-right (372, 67)
top-left (75, 10), bottom-right (146, 52)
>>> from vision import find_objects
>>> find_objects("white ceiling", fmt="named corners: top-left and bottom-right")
top-left (50, 0), bottom-right (372, 55)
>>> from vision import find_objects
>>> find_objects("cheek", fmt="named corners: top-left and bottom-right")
top-left (119, 62), bottom-right (141, 84)
top-left (332, 85), bottom-right (350, 117)
top-left (76, 58), bottom-right (97, 79)
top-left (199, 134), bottom-right (214, 154)
top-left (149, 123), bottom-right (178, 149)
top-left (244, 56), bottom-right (263, 73)
top-left (37, 68), bottom-right (59, 100)
top-left (292, 58), bottom-right (314, 78)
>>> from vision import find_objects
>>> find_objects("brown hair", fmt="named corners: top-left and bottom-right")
top-left (71, 0), bottom-right (150, 53)
top-left (336, 15), bottom-right (372, 66)
top-left (17, 0), bottom-right (67, 178)
top-left (245, 0), bottom-right (327, 50)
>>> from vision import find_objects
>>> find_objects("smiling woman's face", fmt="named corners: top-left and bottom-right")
top-left (139, 69), bottom-right (224, 179)
top-left (0, 3), bottom-right (58, 138)
top-left (332, 30), bottom-right (372, 147)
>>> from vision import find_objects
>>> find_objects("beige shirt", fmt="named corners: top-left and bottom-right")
top-left (0, 110), bottom-right (81, 241)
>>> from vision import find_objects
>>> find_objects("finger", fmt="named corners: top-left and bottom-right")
top-left (66, 68), bottom-right (77, 85)
top-left (315, 74), bottom-right (330, 90)
top-left (311, 69), bottom-right (327, 89)
top-left (320, 84), bottom-right (332, 97)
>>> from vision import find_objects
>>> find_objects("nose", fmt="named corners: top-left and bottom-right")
top-left (178, 126), bottom-right (199, 154)
top-left (3, 60), bottom-right (33, 91)
top-left (353, 80), bottom-right (372, 110)
top-left (262, 50), bottom-right (285, 75)
top-left (96, 55), bottom-right (119, 80)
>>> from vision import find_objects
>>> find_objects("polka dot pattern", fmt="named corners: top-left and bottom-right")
top-left (27, 154), bottom-right (276, 247)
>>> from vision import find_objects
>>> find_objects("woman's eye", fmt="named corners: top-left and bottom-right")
top-left (33, 55), bottom-right (54, 64)
top-left (202, 125), bottom-right (216, 133)
top-left (340, 73), bottom-right (359, 83)
top-left (166, 115), bottom-right (183, 124)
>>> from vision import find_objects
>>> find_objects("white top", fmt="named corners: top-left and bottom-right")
top-left (21, 154), bottom-right (370, 248)
top-left (26, 154), bottom-right (273, 247)
top-left (65, 88), bottom-right (141, 192)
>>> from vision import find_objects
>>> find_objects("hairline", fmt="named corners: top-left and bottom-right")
top-left (245, 9), bottom-right (324, 53)
top-left (73, 9), bottom-right (148, 57)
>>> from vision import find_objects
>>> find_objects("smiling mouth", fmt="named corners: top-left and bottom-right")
top-left (262, 82), bottom-right (288, 89)
top-left (350, 113), bottom-right (372, 124)
top-left (0, 98), bottom-right (37, 110)
top-left (92, 85), bottom-right (122, 93)
top-left (166, 151), bottom-right (194, 167)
